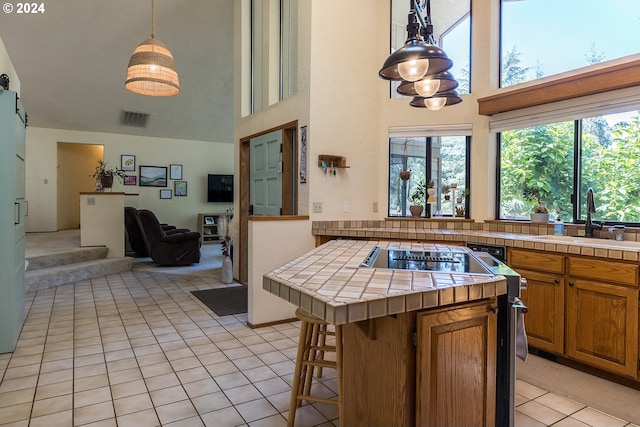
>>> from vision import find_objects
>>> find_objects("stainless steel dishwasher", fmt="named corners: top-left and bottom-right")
top-left (466, 242), bottom-right (527, 427)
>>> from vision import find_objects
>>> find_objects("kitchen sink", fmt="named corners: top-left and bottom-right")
top-left (529, 235), bottom-right (640, 248)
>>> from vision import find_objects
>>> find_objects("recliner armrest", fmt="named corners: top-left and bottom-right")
top-left (164, 231), bottom-right (201, 243)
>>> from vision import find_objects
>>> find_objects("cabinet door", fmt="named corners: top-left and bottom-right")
top-left (566, 278), bottom-right (638, 379)
top-left (519, 268), bottom-right (564, 354)
top-left (416, 300), bottom-right (497, 427)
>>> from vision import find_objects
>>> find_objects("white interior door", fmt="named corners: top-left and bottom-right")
top-left (250, 131), bottom-right (282, 216)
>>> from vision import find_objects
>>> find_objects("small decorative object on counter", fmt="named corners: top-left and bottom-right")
top-left (554, 216), bottom-right (564, 235)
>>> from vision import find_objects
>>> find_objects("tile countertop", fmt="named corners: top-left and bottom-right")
top-left (314, 226), bottom-right (640, 262)
top-left (263, 239), bottom-right (507, 325)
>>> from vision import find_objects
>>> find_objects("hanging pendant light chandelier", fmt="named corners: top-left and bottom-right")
top-left (125, 0), bottom-right (180, 96)
top-left (379, 0), bottom-right (461, 109)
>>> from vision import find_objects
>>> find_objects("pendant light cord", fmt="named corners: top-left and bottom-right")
top-left (151, 0), bottom-right (156, 38)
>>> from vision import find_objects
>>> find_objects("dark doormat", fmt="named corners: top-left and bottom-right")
top-left (191, 286), bottom-right (248, 316)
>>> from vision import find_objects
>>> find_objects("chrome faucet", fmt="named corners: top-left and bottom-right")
top-left (584, 188), bottom-right (602, 238)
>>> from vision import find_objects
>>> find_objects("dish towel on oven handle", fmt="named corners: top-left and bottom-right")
top-left (514, 297), bottom-right (528, 361)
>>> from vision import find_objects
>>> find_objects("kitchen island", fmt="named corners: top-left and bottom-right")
top-left (264, 239), bottom-right (508, 426)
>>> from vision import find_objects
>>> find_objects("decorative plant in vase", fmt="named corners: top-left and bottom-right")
top-left (523, 186), bottom-right (550, 223)
top-left (409, 181), bottom-right (426, 217)
top-left (426, 179), bottom-right (436, 203)
top-left (90, 160), bottom-right (127, 190)
top-left (220, 215), bottom-right (233, 284)
top-left (441, 184), bottom-right (451, 201)
top-left (399, 169), bottom-right (412, 181)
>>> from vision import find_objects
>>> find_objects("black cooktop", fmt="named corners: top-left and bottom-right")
top-left (361, 247), bottom-right (491, 274)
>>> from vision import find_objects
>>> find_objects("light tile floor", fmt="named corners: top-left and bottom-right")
top-left (1, 246), bottom-right (639, 426)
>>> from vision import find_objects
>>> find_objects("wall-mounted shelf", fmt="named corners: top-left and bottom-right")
top-left (318, 154), bottom-right (349, 168)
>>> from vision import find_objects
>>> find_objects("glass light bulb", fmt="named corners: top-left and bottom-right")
top-left (397, 58), bottom-right (429, 82)
top-left (414, 78), bottom-right (441, 97)
top-left (424, 97), bottom-right (447, 111)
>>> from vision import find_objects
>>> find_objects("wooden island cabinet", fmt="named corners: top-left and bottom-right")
top-left (509, 248), bottom-right (640, 381)
top-left (341, 299), bottom-right (498, 427)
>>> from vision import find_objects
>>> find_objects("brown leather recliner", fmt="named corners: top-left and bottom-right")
top-left (124, 207), bottom-right (179, 257)
top-left (136, 209), bottom-right (201, 265)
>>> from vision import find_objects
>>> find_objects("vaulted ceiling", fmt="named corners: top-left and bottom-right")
top-left (0, 0), bottom-right (235, 143)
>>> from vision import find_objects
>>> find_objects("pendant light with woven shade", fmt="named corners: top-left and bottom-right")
top-left (125, 0), bottom-right (180, 96)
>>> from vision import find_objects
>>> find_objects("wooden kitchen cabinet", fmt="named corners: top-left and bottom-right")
top-left (508, 248), bottom-right (640, 381)
top-left (341, 299), bottom-right (497, 427)
top-left (415, 300), bottom-right (497, 427)
top-left (509, 249), bottom-right (565, 355)
top-left (566, 257), bottom-right (639, 379)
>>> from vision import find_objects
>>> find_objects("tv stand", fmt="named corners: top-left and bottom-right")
top-left (197, 213), bottom-right (231, 244)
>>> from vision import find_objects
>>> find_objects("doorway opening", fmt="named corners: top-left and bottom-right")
top-left (57, 142), bottom-right (103, 230)
top-left (238, 121), bottom-right (298, 283)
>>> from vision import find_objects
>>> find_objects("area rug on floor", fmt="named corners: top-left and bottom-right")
top-left (191, 286), bottom-right (248, 316)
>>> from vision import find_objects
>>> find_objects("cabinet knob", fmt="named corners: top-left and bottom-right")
top-left (568, 281), bottom-right (574, 287)
top-left (490, 306), bottom-right (499, 315)
top-left (554, 279), bottom-right (559, 285)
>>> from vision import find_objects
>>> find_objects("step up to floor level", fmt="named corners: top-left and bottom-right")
top-left (26, 247), bottom-right (110, 271)
top-left (25, 257), bottom-right (134, 293)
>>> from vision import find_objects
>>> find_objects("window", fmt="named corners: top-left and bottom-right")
top-left (247, 0), bottom-right (298, 114)
top-left (500, 0), bottom-right (640, 88)
top-left (389, 135), bottom-right (469, 217)
top-left (498, 110), bottom-right (640, 224)
top-left (390, 0), bottom-right (471, 97)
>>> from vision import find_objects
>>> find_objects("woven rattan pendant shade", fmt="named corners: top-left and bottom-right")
top-left (125, 0), bottom-right (180, 96)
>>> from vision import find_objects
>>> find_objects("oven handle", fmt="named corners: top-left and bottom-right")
top-left (511, 298), bottom-right (528, 314)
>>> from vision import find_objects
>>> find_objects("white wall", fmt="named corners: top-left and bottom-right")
top-left (25, 127), bottom-right (234, 232)
top-left (247, 219), bottom-right (315, 325)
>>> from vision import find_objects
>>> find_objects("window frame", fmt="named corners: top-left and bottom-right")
top-left (388, 135), bottom-right (471, 218)
top-left (496, 114), bottom-right (640, 227)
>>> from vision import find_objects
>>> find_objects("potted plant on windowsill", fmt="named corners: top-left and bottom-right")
top-left (441, 184), bottom-right (451, 201)
top-left (409, 181), bottom-right (426, 217)
top-left (523, 186), bottom-right (550, 223)
top-left (90, 160), bottom-right (127, 190)
top-left (426, 179), bottom-right (436, 203)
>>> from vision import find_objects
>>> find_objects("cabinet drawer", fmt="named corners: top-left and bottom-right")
top-left (568, 257), bottom-right (639, 287)
top-left (508, 248), bottom-right (565, 274)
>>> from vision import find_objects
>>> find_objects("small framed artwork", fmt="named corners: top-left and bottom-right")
top-left (204, 216), bottom-right (214, 225)
top-left (124, 175), bottom-right (137, 186)
top-left (160, 189), bottom-right (172, 199)
top-left (174, 180), bottom-right (187, 196)
top-left (139, 165), bottom-right (167, 187)
top-left (170, 164), bottom-right (183, 180)
top-left (121, 154), bottom-right (136, 171)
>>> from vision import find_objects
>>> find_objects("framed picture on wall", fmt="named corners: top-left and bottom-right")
top-left (124, 175), bottom-right (137, 186)
top-left (139, 166), bottom-right (167, 187)
top-left (160, 189), bottom-right (172, 199)
top-left (174, 180), bottom-right (187, 196)
top-left (121, 155), bottom-right (136, 171)
top-left (170, 164), bottom-right (183, 180)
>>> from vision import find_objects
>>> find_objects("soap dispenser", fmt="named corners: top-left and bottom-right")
top-left (554, 216), bottom-right (564, 236)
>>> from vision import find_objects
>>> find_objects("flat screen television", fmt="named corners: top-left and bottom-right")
top-left (207, 174), bottom-right (234, 202)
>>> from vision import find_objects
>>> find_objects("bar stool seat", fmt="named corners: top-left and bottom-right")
top-left (287, 308), bottom-right (342, 427)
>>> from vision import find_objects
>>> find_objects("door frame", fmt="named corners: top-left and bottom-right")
top-left (238, 120), bottom-right (298, 284)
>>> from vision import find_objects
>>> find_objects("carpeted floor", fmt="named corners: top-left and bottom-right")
top-left (131, 242), bottom-right (228, 276)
